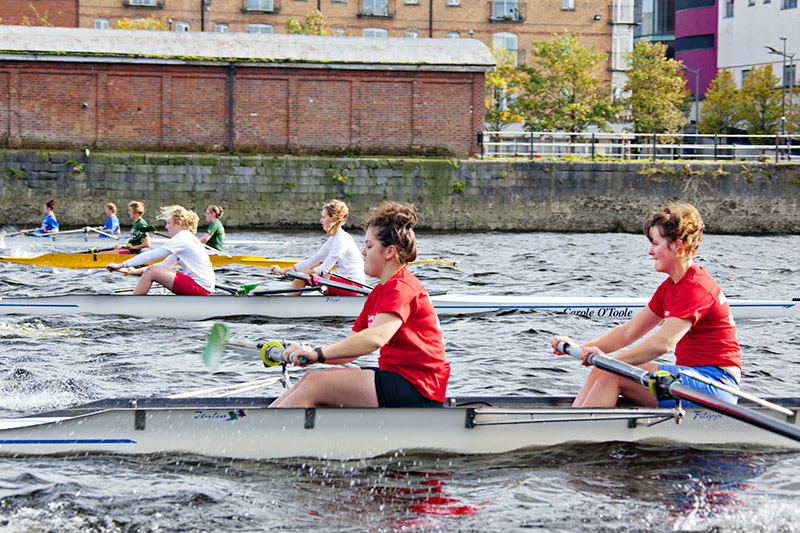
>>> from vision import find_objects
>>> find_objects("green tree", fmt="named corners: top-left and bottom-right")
top-left (286, 10), bottom-right (331, 35)
top-left (698, 68), bottom-right (738, 135)
top-left (735, 64), bottom-right (782, 142)
top-left (623, 40), bottom-right (689, 134)
top-left (515, 32), bottom-right (618, 132)
top-left (21, 3), bottom-right (54, 27)
top-left (485, 45), bottom-right (525, 131)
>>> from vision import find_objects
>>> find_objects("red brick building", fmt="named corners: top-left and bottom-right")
top-left (0, 26), bottom-right (492, 156)
top-left (2, 0), bottom-right (78, 27)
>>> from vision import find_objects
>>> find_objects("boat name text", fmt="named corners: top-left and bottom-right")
top-left (562, 307), bottom-right (635, 319)
top-left (193, 409), bottom-right (247, 421)
top-left (691, 410), bottom-right (723, 422)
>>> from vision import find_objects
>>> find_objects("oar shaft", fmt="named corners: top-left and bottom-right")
top-left (558, 342), bottom-right (651, 388)
top-left (286, 270), bottom-right (371, 296)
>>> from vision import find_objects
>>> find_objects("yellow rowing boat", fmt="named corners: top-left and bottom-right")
top-left (0, 253), bottom-right (299, 269)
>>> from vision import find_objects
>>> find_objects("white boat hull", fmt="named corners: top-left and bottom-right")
top-left (0, 396), bottom-right (797, 459)
top-left (0, 294), bottom-right (800, 320)
top-left (0, 294), bottom-right (796, 320)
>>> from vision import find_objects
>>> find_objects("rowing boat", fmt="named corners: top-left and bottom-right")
top-left (0, 293), bottom-right (795, 320)
top-left (0, 253), bottom-right (299, 269)
top-left (0, 394), bottom-right (796, 459)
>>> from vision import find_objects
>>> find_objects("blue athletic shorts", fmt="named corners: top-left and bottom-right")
top-left (656, 364), bottom-right (740, 408)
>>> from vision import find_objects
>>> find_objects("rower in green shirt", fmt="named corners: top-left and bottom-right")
top-left (101, 200), bottom-right (151, 254)
top-left (200, 205), bottom-right (225, 252)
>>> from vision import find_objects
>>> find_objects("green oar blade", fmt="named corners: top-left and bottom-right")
top-left (236, 283), bottom-right (262, 295)
top-left (202, 323), bottom-right (230, 370)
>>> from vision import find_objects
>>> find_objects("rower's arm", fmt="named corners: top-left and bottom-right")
top-left (319, 313), bottom-right (402, 364)
top-left (583, 306), bottom-right (663, 354)
top-left (603, 316), bottom-right (692, 366)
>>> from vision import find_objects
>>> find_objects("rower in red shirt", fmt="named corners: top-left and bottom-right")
top-left (551, 203), bottom-right (742, 408)
top-left (270, 201), bottom-right (450, 408)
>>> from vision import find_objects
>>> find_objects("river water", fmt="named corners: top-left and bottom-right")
top-left (0, 230), bottom-right (798, 532)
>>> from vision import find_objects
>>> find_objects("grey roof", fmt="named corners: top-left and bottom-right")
top-left (0, 26), bottom-right (495, 71)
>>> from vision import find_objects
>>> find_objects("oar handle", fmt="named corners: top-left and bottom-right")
top-left (260, 341), bottom-right (308, 366)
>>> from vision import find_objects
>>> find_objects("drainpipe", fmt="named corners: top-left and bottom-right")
top-left (428, 0), bottom-right (433, 37)
top-left (228, 65), bottom-right (236, 153)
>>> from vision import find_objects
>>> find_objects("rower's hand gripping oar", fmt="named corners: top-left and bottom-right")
top-left (285, 270), bottom-right (371, 296)
top-left (202, 323), bottom-right (307, 371)
top-left (556, 342), bottom-right (800, 444)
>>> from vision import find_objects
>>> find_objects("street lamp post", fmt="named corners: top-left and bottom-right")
top-left (765, 36), bottom-right (796, 137)
top-left (681, 64), bottom-right (700, 130)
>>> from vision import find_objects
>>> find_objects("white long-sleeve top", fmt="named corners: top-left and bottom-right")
top-left (123, 230), bottom-right (215, 292)
top-left (293, 229), bottom-right (365, 283)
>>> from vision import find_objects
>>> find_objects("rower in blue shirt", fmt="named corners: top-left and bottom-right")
top-left (38, 198), bottom-right (59, 234)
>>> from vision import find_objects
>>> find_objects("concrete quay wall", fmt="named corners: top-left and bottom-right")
top-left (1, 151), bottom-right (799, 234)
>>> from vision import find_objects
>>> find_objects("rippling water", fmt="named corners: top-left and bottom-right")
top-left (0, 230), bottom-right (798, 532)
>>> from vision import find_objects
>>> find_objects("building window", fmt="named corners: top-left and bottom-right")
top-left (748, 0), bottom-right (754, 4)
top-left (785, 64), bottom-right (797, 87)
top-left (741, 69), bottom-right (750, 85)
top-left (247, 23), bottom-right (274, 33)
top-left (215, 23), bottom-right (229, 32)
top-left (94, 17), bottom-right (109, 29)
top-left (783, 0), bottom-right (797, 7)
top-left (407, 29), bottom-right (419, 38)
top-left (562, 0), bottom-right (575, 10)
top-left (405, 0), bottom-right (419, 4)
top-left (246, 0), bottom-right (275, 10)
top-left (447, 31), bottom-right (460, 38)
top-left (674, 34), bottom-right (714, 52)
top-left (332, 27), bottom-right (347, 36)
top-left (492, 0), bottom-right (522, 20)
top-left (176, 20), bottom-right (190, 31)
top-left (724, 0), bottom-right (734, 16)
top-left (127, 0), bottom-right (158, 5)
top-left (612, 32), bottom-right (632, 70)
top-left (363, 28), bottom-right (389, 37)
top-left (493, 32), bottom-right (518, 64)
top-left (447, 0), bottom-right (461, 5)
top-left (362, 0), bottom-right (389, 15)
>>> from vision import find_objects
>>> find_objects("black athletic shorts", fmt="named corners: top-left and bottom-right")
top-left (367, 367), bottom-right (443, 408)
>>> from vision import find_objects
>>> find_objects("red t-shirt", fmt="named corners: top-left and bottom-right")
top-left (647, 264), bottom-right (742, 369)
top-left (352, 267), bottom-right (450, 402)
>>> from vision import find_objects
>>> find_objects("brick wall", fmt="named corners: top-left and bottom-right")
top-left (2, 0), bottom-right (78, 26)
top-left (0, 61), bottom-right (485, 156)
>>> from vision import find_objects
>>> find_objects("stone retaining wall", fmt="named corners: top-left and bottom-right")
top-left (1, 151), bottom-right (799, 234)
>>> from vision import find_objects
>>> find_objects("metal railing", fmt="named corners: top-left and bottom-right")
top-left (478, 131), bottom-right (800, 162)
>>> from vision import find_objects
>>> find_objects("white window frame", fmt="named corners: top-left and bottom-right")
top-left (247, 23), bottom-right (274, 34)
top-left (362, 28), bottom-right (389, 38)
top-left (362, 0), bottom-right (389, 16)
top-left (94, 17), bottom-right (109, 29)
top-left (406, 29), bottom-right (419, 38)
top-left (246, 0), bottom-right (275, 11)
top-left (175, 21), bottom-right (190, 32)
top-left (493, 0), bottom-right (520, 19)
top-left (447, 31), bottom-right (460, 38)
top-left (128, 0), bottom-right (157, 5)
top-left (332, 27), bottom-right (347, 36)
top-left (215, 23), bottom-right (229, 33)
top-left (562, 0), bottom-right (575, 10)
top-left (447, 0), bottom-right (461, 5)
top-left (405, 0), bottom-right (419, 4)
top-left (493, 32), bottom-right (518, 65)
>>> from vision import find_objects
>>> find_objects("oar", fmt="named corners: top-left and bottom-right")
top-left (85, 226), bottom-right (119, 239)
top-left (556, 342), bottom-right (800, 444)
top-left (410, 259), bottom-right (457, 266)
top-left (202, 323), bottom-right (307, 370)
top-left (285, 270), bottom-right (371, 296)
